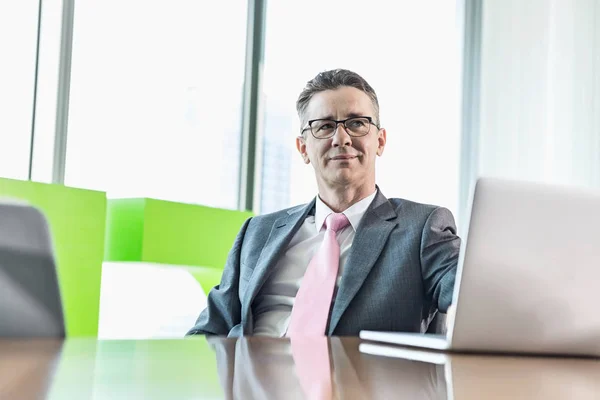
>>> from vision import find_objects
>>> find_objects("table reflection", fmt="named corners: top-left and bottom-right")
top-left (208, 337), bottom-right (447, 400)
top-left (450, 354), bottom-right (600, 399)
top-left (358, 342), bottom-right (600, 400)
top-left (0, 340), bottom-right (63, 399)
top-left (2, 336), bottom-right (598, 399)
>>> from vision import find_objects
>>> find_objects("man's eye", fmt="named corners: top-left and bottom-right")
top-left (348, 120), bottom-right (366, 128)
top-left (318, 123), bottom-right (335, 131)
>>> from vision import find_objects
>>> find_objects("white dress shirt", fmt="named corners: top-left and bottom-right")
top-left (253, 190), bottom-right (378, 337)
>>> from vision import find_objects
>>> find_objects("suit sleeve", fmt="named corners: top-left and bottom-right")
top-left (420, 207), bottom-right (461, 313)
top-left (186, 218), bottom-right (251, 336)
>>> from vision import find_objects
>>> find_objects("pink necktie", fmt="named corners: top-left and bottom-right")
top-left (287, 212), bottom-right (350, 336)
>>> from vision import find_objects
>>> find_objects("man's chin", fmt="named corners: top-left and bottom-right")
top-left (330, 170), bottom-right (357, 185)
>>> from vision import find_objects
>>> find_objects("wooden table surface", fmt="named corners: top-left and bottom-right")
top-left (1, 336), bottom-right (599, 399)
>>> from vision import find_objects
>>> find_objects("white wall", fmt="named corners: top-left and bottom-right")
top-left (478, 0), bottom-right (600, 188)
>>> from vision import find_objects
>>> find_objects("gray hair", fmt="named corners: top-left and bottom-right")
top-left (296, 69), bottom-right (380, 128)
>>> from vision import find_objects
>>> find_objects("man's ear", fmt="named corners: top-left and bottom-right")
top-left (296, 135), bottom-right (310, 164)
top-left (376, 128), bottom-right (387, 157)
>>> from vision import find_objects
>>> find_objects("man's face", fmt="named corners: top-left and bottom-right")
top-left (296, 86), bottom-right (386, 191)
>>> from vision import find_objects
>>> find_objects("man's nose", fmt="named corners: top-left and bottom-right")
top-left (331, 123), bottom-right (352, 147)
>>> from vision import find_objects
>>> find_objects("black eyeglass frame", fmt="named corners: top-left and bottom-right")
top-left (300, 116), bottom-right (380, 139)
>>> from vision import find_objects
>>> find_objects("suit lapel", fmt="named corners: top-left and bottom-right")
top-left (242, 199), bottom-right (316, 329)
top-left (328, 191), bottom-right (398, 334)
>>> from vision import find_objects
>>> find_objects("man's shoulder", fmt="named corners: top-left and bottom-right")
top-left (385, 196), bottom-right (443, 215)
top-left (248, 203), bottom-right (310, 225)
top-left (387, 198), bottom-right (454, 222)
top-left (383, 196), bottom-right (456, 228)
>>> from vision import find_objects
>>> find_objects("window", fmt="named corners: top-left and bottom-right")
top-left (65, 0), bottom-right (248, 209)
top-left (478, 0), bottom-right (600, 188)
top-left (0, 1), bottom-right (39, 179)
top-left (29, 0), bottom-right (65, 183)
top-left (260, 0), bottom-right (462, 218)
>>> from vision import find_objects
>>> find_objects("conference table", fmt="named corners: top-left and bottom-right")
top-left (1, 336), bottom-right (599, 399)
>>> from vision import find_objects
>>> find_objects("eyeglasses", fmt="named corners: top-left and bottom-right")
top-left (301, 116), bottom-right (379, 139)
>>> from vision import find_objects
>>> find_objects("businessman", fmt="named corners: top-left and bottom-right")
top-left (188, 69), bottom-right (460, 337)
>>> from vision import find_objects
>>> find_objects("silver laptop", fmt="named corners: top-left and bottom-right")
top-left (0, 201), bottom-right (65, 337)
top-left (360, 177), bottom-right (600, 357)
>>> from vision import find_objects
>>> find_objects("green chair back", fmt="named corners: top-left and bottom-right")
top-left (104, 198), bottom-right (252, 293)
top-left (0, 178), bottom-right (106, 337)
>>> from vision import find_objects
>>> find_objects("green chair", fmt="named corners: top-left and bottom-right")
top-left (104, 198), bottom-right (253, 294)
top-left (0, 178), bottom-right (106, 337)
top-left (183, 266), bottom-right (226, 295)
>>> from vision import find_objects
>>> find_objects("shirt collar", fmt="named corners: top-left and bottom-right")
top-left (314, 189), bottom-right (378, 233)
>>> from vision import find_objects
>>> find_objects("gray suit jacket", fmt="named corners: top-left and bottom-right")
top-left (188, 189), bottom-right (460, 337)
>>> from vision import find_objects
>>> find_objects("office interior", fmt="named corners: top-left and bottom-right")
top-left (1, 0), bottom-right (600, 398)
